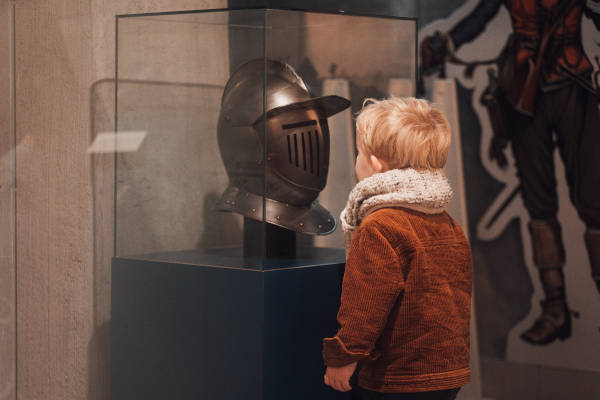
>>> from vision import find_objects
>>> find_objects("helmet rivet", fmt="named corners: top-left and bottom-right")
top-left (299, 222), bottom-right (304, 227)
top-left (252, 208), bottom-right (256, 213)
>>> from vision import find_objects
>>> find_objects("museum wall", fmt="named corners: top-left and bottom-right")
top-left (0, 1), bottom-right (15, 400)
top-left (13, 1), bottom-right (226, 400)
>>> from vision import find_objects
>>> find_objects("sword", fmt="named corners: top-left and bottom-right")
top-left (595, 56), bottom-right (600, 91)
top-left (485, 185), bottom-right (521, 230)
top-left (557, 64), bottom-right (600, 100)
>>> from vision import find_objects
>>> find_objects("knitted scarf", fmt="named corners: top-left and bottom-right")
top-left (340, 168), bottom-right (453, 252)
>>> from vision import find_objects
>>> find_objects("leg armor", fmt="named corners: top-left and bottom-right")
top-left (584, 229), bottom-right (600, 293)
top-left (521, 219), bottom-right (574, 345)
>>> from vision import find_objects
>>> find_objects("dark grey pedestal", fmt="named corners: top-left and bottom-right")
top-left (111, 247), bottom-right (349, 400)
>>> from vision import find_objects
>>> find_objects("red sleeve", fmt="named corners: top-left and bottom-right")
top-left (322, 222), bottom-right (407, 367)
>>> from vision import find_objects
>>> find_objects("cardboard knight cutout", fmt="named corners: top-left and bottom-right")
top-left (420, 0), bottom-right (600, 371)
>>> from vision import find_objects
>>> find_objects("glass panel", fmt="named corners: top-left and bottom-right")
top-left (115, 8), bottom-right (416, 262)
top-left (114, 9), bottom-right (266, 265)
top-left (266, 9), bottom-right (417, 250)
top-left (111, 9), bottom-right (417, 400)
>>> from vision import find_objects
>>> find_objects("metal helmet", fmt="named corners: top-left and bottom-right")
top-left (215, 59), bottom-right (351, 235)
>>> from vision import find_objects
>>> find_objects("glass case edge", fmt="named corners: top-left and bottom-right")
top-left (116, 6), bottom-right (418, 21)
top-left (113, 15), bottom-right (119, 257)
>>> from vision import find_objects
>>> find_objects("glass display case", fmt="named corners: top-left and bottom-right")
top-left (111, 7), bottom-right (416, 400)
top-left (114, 7), bottom-right (416, 263)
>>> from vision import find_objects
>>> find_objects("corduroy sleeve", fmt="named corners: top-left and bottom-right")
top-left (323, 222), bottom-right (407, 367)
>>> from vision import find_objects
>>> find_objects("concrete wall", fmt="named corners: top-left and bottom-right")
top-left (14, 1), bottom-right (225, 399)
top-left (0, 1), bottom-right (15, 400)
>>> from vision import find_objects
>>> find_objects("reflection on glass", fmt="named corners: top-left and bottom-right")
top-left (88, 131), bottom-right (147, 154)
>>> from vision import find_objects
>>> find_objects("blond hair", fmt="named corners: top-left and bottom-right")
top-left (355, 97), bottom-right (451, 170)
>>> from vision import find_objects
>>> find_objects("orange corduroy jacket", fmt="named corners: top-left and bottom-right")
top-left (323, 207), bottom-right (472, 393)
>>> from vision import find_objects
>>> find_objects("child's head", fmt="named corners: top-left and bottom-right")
top-left (354, 97), bottom-right (451, 180)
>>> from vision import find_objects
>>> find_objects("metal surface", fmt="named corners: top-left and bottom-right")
top-left (216, 59), bottom-right (350, 234)
top-left (215, 185), bottom-right (336, 235)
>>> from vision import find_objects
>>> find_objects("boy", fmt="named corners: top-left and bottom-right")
top-left (323, 97), bottom-right (472, 400)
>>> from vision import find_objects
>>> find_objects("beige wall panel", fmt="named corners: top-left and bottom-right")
top-left (16, 1), bottom-right (96, 399)
top-left (16, 1), bottom-right (225, 400)
top-left (0, 1), bottom-right (15, 400)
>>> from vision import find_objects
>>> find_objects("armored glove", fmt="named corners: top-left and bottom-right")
top-left (420, 31), bottom-right (452, 76)
top-left (488, 136), bottom-right (509, 169)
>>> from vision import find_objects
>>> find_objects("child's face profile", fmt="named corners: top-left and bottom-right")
top-left (355, 137), bottom-right (387, 181)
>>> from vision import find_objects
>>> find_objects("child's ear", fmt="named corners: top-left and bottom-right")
top-left (369, 155), bottom-right (388, 173)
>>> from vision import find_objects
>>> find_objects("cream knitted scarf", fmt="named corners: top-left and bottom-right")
top-left (340, 168), bottom-right (453, 252)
